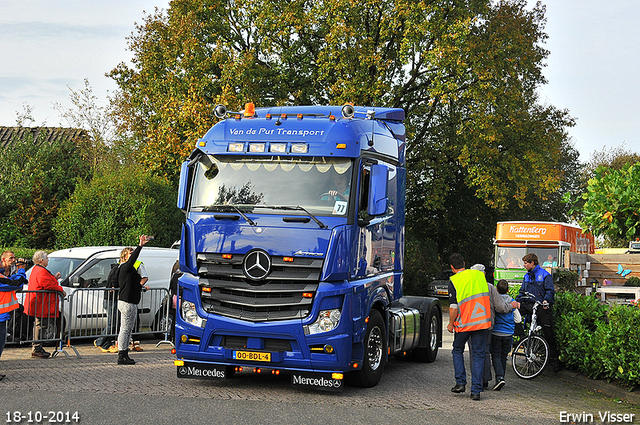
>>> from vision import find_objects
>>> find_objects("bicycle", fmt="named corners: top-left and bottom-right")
top-left (511, 292), bottom-right (550, 379)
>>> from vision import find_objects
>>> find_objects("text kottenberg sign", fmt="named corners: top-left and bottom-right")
top-left (509, 225), bottom-right (548, 238)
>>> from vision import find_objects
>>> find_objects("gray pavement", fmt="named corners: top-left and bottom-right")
top-left (1, 318), bottom-right (639, 424)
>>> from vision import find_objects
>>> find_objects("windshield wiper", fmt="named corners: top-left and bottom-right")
top-left (192, 205), bottom-right (257, 226)
top-left (265, 205), bottom-right (328, 229)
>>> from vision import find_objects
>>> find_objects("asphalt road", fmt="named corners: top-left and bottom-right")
top-left (1, 328), bottom-right (639, 425)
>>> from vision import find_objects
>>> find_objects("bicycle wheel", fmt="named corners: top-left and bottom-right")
top-left (512, 335), bottom-right (549, 379)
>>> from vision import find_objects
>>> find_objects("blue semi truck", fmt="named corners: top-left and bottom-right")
top-left (173, 103), bottom-right (442, 391)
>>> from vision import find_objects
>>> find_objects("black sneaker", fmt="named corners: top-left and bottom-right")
top-left (493, 379), bottom-right (505, 391)
top-left (470, 392), bottom-right (481, 401)
top-left (451, 384), bottom-right (466, 393)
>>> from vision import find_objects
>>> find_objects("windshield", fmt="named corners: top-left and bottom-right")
top-left (496, 247), bottom-right (560, 269)
top-left (190, 156), bottom-right (353, 217)
top-left (48, 257), bottom-right (86, 281)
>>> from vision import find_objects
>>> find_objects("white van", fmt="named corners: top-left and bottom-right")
top-left (44, 246), bottom-right (177, 334)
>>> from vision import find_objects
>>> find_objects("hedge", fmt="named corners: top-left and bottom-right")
top-left (555, 291), bottom-right (640, 390)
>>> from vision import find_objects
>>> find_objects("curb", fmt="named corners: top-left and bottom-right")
top-left (557, 368), bottom-right (640, 406)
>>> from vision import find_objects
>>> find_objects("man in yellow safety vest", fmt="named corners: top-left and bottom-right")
top-left (446, 253), bottom-right (492, 401)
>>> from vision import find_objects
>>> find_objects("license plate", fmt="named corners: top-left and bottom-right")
top-left (437, 290), bottom-right (448, 295)
top-left (233, 350), bottom-right (271, 362)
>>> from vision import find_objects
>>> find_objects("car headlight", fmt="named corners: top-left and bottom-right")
top-left (181, 300), bottom-right (206, 328)
top-left (304, 309), bottom-right (341, 335)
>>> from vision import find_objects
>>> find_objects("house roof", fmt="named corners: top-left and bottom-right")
top-left (0, 126), bottom-right (89, 148)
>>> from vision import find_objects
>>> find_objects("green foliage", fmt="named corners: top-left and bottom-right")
top-left (0, 247), bottom-right (39, 262)
top-left (555, 291), bottom-right (640, 389)
top-left (575, 163), bottom-right (640, 246)
top-left (554, 270), bottom-right (580, 292)
top-left (598, 305), bottom-right (640, 388)
top-left (624, 276), bottom-right (640, 287)
top-left (53, 167), bottom-right (182, 248)
top-left (0, 131), bottom-right (92, 248)
top-left (508, 284), bottom-right (521, 301)
top-left (403, 234), bottom-right (440, 296)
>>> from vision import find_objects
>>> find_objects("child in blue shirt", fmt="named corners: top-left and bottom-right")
top-left (490, 279), bottom-right (519, 390)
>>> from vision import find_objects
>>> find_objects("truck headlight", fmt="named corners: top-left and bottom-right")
top-left (304, 309), bottom-right (341, 335)
top-left (181, 300), bottom-right (206, 328)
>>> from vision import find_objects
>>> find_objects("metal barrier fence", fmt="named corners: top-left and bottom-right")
top-left (5, 287), bottom-right (173, 357)
top-left (5, 289), bottom-right (66, 357)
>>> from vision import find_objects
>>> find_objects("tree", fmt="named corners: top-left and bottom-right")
top-left (109, 0), bottom-right (580, 272)
top-left (0, 131), bottom-right (92, 248)
top-left (576, 164), bottom-right (640, 247)
top-left (53, 79), bottom-right (116, 171)
top-left (53, 166), bottom-right (183, 248)
top-left (585, 144), bottom-right (640, 176)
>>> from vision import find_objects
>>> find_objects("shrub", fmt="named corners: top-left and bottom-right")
top-left (554, 270), bottom-right (580, 292)
top-left (53, 166), bottom-right (182, 248)
top-left (624, 276), bottom-right (640, 287)
top-left (555, 291), bottom-right (640, 389)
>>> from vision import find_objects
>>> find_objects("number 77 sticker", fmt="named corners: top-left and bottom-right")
top-left (332, 201), bottom-right (348, 215)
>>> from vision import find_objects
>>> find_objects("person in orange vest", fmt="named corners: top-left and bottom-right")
top-left (1, 263), bottom-right (29, 380)
top-left (446, 253), bottom-right (492, 401)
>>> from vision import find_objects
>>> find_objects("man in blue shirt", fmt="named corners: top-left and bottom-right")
top-left (516, 253), bottom-right (560, 371)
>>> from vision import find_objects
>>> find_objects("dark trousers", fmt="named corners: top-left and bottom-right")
top-left (0, 320), bottom-right (6, 358)
top-left (468, 332), bottom-right (492, 384)
top-left (517, 303), bottom-right (558, 360)
top-left (95, 298), bottom-right (119, 349)
top-left (490, 334), bottom-right (513, 380)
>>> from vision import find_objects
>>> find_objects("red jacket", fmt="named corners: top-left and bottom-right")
top-left (24, 265), bottom-right (64, 318)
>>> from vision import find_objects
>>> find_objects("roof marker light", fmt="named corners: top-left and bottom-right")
top-left (266, 113), bottom-right (272, 120)
top-left (336, 143), bottom-right (347, 149)
top-left (297, 114), bottom-right (303, 120)
top-left (198, 141), bottom-right (206, 147)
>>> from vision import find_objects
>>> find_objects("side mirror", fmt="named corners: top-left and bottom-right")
top-left (368, 164), bottom-right (388, 216)
top-left (70, 276), bottom-right (85, 288)
top-left (177, 161), bottom-right (190, 211)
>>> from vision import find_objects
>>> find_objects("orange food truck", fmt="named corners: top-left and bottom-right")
top-left (494, 221), bottom-right (595, 284)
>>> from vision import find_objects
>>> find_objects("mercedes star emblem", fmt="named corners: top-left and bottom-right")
top-left (242, 250), bottom-right (271, 281)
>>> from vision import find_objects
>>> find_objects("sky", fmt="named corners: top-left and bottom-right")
top-left (0, 0), bottom-right (638, 162)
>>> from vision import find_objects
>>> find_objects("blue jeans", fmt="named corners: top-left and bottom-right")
top-left (452, 329), bottom-right (488, 394)
top-left (490, 334), bottom-right (513, 381)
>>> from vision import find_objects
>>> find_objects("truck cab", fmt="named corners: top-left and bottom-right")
top-left (173, 104), bottom-right (441, 390)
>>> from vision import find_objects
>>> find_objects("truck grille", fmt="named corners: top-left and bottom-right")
top-left (197, 253), bottom-right (322, 322)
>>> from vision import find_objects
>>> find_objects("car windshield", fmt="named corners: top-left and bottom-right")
top-left (47, 257), bottom-right (86, 281)
top-left (190, 155), bottom-right (353, 217)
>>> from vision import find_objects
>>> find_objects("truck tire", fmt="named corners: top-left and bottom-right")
top-left (349, 309), bottom-right (386, 387)
top-left (409, 303), bottom-right (440, 363)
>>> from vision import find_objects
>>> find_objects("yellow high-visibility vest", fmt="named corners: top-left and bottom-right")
top-left (451, 269), bottom-right (492, 332)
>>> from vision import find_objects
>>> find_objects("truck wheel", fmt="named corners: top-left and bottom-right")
top-left (350, 309), bottom-right (386, 387)
top-left (410, 303), bottom-right (440, 363)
